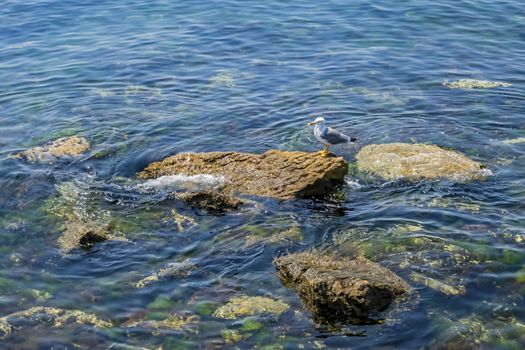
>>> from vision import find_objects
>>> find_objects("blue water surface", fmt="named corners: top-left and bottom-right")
top-left (1, 0), bottom-right (525, 349)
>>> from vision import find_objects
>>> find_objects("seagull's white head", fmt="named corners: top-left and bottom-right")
top-left (307, 117), bottom-right (325, 126)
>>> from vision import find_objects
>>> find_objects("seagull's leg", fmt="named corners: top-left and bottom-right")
top-left (322, 144), bottom-right (329, 156)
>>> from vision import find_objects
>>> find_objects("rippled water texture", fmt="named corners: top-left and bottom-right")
top-left (1, 0), bottom-right (525, 349)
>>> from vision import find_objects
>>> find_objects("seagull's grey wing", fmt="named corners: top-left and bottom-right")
top-left (323, 127), bottom-right (353, 145)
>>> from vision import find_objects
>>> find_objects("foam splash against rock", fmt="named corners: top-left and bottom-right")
top-left (137, 174), bottom-right (228, 193)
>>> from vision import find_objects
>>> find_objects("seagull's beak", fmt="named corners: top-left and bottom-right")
top-left (307, 121), bottom-right (316, 126)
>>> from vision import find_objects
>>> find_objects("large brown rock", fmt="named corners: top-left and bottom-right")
top-left (138, 150), bottom-right (348, 200)
top-left (274, 252), bottom-right (410, 325)
top-left (356, 143), bottom-right (491, 182)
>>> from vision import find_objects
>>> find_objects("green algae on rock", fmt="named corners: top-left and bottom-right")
top-left (0, 306), bottom-right (111, 339)
top-left (356, 143), bottom-right (490, 182)
top-left (138, 150), bottom-right (348, 200)
top-left (212, 296), bottom-right (290, 320)
top-left (13, 135), bottom-right (91, 163)
top-left (443, 79), bottom-right (512, 89)
top-left (274, 251), bottom-right (411, 325)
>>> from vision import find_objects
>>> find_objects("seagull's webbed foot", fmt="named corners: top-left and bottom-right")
top-left (322, 144), bottom-right (330, 157)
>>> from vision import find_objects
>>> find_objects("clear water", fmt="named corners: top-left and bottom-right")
top-left (1, 0), bottom-right (525, 348)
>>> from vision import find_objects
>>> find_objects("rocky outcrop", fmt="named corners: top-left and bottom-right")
top-left (274, 252), bottom-right (410, 325)
top-left (14, 136), bottom-right (90, 163)
top-left (356, 143), bottom-right (491, 182)
top-left (174, 190), bottom-right (244, 213)
top-left (138, 150), bottom-right (348, 200)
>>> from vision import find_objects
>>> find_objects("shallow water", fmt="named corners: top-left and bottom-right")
top-left (1, 0), bottom-right (525, 349)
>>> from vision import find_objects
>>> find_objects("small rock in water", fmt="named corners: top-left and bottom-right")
top-left (274, 251), bottom-right (411, 325)
top-left (13, 135), bottom-right (91, 163)
top-left (212, 296), bottom-right (290, 320)
top-left (443, 79), bottom-right (512, 89)
top-left (356, 143), bottom-right (491, 182)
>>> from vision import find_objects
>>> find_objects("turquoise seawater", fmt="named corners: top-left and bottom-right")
top-left (1, 0), bottom-right (525, 349)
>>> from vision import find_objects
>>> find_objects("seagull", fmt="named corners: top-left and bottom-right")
top-left (307, 117), bottom-right (358, 156)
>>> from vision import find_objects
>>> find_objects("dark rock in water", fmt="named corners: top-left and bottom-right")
top-left (273, 251), bottom-right (410, 325)
top-left (138, 150), bottom-right (348, 200)
top-left (174, 190), bottom-right (244, 213)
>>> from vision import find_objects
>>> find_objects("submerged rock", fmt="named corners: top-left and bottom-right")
top-left (274, 251), bottom-right (410, 325)
top-left (356, 143), bottom-right (490, 182)
top-left (0, 306), bottom-right (111, 339)
top-left (44, 182), bottom-right (125, 253)
top-left (443, 79), bottom-right (511, 89)
top-left (138, 150), bottom-right (348, 200)
top-left (174, 190), bottom-right (244, 213)
top-left (14, 135), bottom-right (90, 163)
top-left (503, 137), bottom-right (525, 145)
top-left (135, 258), bottom-right (195, 288)
top-left (124, 313), bottom-right (199, 333)
top-left (212, 296), bottom-right (290, 320)
top-left (245, 226), bottom-right (302, 247)
top-left (410, 272), bottom-right (466, 296)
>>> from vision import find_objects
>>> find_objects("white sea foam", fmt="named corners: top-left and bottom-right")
top-left (137, 174), bottom-right (228, 192)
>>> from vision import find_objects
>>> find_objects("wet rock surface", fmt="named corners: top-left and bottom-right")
top-left (14, 135), bottom-right (91, 163)
top-left (138, 150), bottom-right (348, 200)
top-left (356, 143), bottom-right (490, 182)
top-left (274, 251), bottom-right (410, 325)
top-left (174, 190), bottom-right (244, 213)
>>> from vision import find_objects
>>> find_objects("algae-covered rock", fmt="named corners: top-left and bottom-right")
top-left (221, 329), bottom-right (244, 344)
top-left (443, 79), bottom-right (511, 89)
top-left (274, 251), bottom-right (410, 325)
top-left (0, 306), bottom-right (111, 339)
top-left (174, 190), bottom-right (244, 213)
top-left (356, 143), bottom-right (490, 182)
top-left (138, 150), bottom-right (348, 200)
top-left (135, 258), bottom-right (195, 288)
top-left (212, 296), bottom-right (290, 320)
top-left (14, 136), bottom-right (90, 163)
